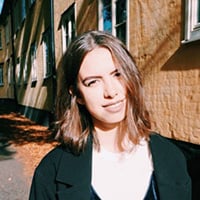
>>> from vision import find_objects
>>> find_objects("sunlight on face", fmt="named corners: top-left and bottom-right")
top-left (77, 47), bottom-right (127, 130)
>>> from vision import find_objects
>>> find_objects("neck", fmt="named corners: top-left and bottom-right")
top-left (94, 125), bottom-right (120, 153)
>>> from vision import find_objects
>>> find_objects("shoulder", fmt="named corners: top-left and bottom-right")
top-left (30, 144), bottom-right (82, 199)
top-left (33, 145), bottom-right (64, 176)
top-left (150, 132), bottom-right (185, 158)
top-left (149, 134), bottom-right (192, 199)
top-left (31, 144), bottom-right (77, 186)
top-left (33, 142), bottom-right (91, 177)
top-left (149, 132), bottom-right (189, 175)
top-left (149, 132), bottom-right (190, 180)
top-left (34, 144), bottom-right (79, 178)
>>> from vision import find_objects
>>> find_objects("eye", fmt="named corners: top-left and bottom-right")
top-left (113, 70), bottom-right (122, 78)
top-left (85, 79), bottom-right (98, 87)
top-left (115, 72), bottom-right (121, 77)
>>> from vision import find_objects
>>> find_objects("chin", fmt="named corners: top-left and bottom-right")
top-left (104, 116), bottom-right (125, 124)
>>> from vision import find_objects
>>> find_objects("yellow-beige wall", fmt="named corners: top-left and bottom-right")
top-left (14, 0), bottom-right (54, 111)
top-left (0, 14), bottom-right (14, 99)
top-left (129, 0), bottom-right (200, 144)
top-left (1, 0), bottom-right (199, 142)
top-left (54, 0), bottom-right (98, 67)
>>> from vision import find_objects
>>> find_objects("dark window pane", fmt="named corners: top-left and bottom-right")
top-left (116, 22), bottom-right (126, 44)
top-left (116, 0), bottom-right (126, 24)
top-left (102, 0), bottom-right (112, 32)
top-left (116, 0), bottom-right (126, 44)
top-left (0, 64), bottom-right (3, 85)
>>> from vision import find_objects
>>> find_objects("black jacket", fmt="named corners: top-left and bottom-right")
top-left (29, 133), bottom-right (191, 200)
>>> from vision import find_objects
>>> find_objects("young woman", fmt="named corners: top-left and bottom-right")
top-left (29, 31), bottom-right (191, 200)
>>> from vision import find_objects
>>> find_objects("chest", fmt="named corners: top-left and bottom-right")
top-left (91, 143), bottom-right (153, 200)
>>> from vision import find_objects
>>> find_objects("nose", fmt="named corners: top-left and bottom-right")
top-left (103, 78), bottom-right (118, 98)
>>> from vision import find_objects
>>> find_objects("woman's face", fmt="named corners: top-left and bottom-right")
top-left (77, 47), bottom-right (127, 130)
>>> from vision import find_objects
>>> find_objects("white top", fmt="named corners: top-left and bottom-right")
top-left (92, 139), bottom-right (153, 200)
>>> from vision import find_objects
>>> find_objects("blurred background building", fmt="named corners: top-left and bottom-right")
top-left (0, 0), bottom-right (199, 144)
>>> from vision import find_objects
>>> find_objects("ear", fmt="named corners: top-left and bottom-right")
top-left (69, 88), bottom-right (73, 96)
top-left (76, 97), bottom-right (85, 105)
top-left (69, 86), bottom-right (85, 105)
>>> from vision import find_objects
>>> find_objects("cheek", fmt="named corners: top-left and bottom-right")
top-left (119, 80), bottom-right (127, 95)
top-left (78, 88), bottom-right (102, 106)
top-left (116, 82), bottom-right (126, 96)
top-left (82, 96), bottom-right (101, 117)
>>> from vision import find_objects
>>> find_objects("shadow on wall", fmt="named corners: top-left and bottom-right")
top-left (162, 40), bottom-right (200, 71)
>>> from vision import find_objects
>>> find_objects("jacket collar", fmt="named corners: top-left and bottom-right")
top-left (55, 133), bottom-right (183, 185)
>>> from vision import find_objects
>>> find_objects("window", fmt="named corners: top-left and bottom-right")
top-left (5, 21), bottom-right (10, 44)
top-left (30, 42), bottom-right (37, 82)
top-left (7, 59), bottom-right (14, 85)
top-left (61, 4), bottom-right (75, 53)
top-left (27, 0), bottom-right (35, 8)
top-left (13, 1), bottom-right (20, 33)
top-left (13, 0), bottom-right (26, 33)
top-left (0, 29), bottom-right (2, 49)
top-left (21, 0), bottom-right (26, 22)
top-left (16, 57), bottom-right (23, 85)
top-left (30, 0), bottom-right (35, 6)
top-left (99, 0), bottom-right (128, 44)
top-left (116, 0), bottom-right (127, 44)
top-left (0, 64), bottom-right (3, 86)
top-left (183, 0), bottom-right (200, 42)
top-left (42, 29), bottom-right (52, 78)
top-left (101, 0), bottom-right (112, 32)
top-left (23, 55), bottom-right (28, 84)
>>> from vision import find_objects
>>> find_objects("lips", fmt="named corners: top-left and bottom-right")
top-left (103, 99), bottom-right (125, 113)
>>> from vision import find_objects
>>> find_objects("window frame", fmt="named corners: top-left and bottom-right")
top-left (5, 20), bottom-right (10, 44)
top-left (183, 0), bottom-right (200, 43)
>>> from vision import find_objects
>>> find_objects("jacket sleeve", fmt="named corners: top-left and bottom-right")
top-left (29, 167), bottom-right (57, 200)
top-left (150, 133), bottom-right (192, 200)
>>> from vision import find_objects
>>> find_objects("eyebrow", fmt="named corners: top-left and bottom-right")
top-left (81, 69), bottom-right (119, 84)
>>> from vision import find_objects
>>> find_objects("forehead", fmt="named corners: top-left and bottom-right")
top-left (79, 47), bottom-right (116, 76)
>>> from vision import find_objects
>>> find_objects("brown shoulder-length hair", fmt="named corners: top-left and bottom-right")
top-left (55, 30), bottom-right (151, 152)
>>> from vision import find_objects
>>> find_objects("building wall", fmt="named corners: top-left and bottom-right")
top-left (0, 14), bottom-right (14, 99)
top-left (53, 0), bottom-right (98, 68)
top-left (0, 23), bottom-right (8, 98)
top-left (0, 0), bottom-right (199, 142)
top-left (12, 0), bottom-right (55, 125)
top-left (53, 0), bottom-right (74, 66)
top-left (76, 0), bottom-right (98, 34)
top-left (15, 0), bottom-right (53, 108)
top-left (11, 0), bottom-right (98, 125)
top-left (53, 0), bottom-right (98, 104)
top-left (129, 0), bottom-right (200, 144)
